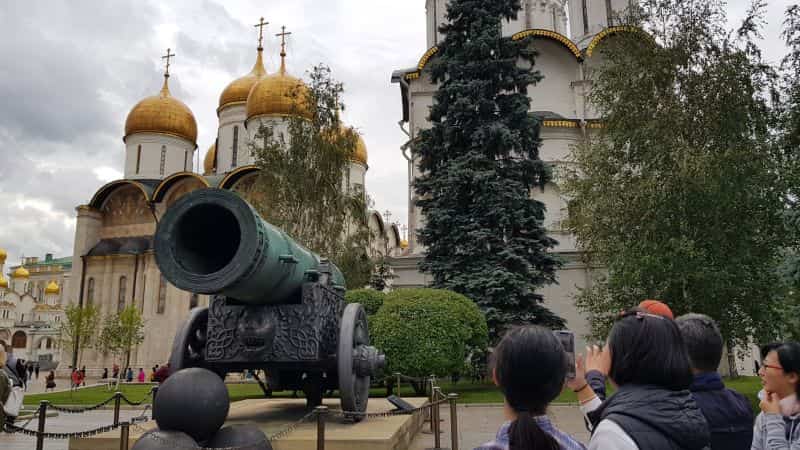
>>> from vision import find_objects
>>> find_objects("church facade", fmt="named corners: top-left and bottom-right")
top-left (67, 33), bottom-right (403, 372)
top-left (0, 250), bottom-right (66, 369)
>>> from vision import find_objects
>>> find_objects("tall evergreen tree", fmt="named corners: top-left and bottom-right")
top-left (415, 0), bottom-right (564, 340)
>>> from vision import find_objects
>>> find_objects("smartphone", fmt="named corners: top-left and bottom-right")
top-left (554, 330), bottom-right (576, 379)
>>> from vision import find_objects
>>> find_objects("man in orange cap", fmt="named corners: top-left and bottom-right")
top-left (638, 299), bottom-right (674, 319)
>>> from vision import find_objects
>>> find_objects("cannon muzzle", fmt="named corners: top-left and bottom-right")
top-left (154, 188), bottom-right (344, 305)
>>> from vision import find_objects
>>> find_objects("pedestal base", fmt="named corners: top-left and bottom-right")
top-left (69, 397), bottom-right (428, 450)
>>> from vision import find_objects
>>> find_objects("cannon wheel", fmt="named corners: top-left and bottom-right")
top-left (338, 303), bottom-right (370, 421)
top-left (169, 307), bottom-right (210, 375)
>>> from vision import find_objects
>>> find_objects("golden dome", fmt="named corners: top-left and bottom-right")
top-left (353, 134), bottom-right (368, 166)
top-left (125, 75), bottom-right (198, 145)
top-left (45, 280), bottom-right (60, 295)
top-left (219, 49), bottom-right (267, 112)
top-left (203, 143), bottom-right (217, 175)
top-left (0, 248), bottom-right (6, 264)
top-left (247, 57), bottom-right (313, 121)
top-left (12, 266), bottom-right (29, 278)
top-left (0, 275), bottom-right (7, 289)
top-left (399, 239), bottom-right (409, 250)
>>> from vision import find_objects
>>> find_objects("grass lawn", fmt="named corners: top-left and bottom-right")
top-left (24, 376), bottom-right (765, 413)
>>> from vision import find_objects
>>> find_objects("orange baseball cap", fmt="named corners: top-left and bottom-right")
top-left (638, 299), bottom-right (674, 319)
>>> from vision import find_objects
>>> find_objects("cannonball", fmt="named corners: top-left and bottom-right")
top-left (205, 424), bottom-right (272, 450)
top-left (131, 429), bottom-right (200, 450)
top-left (153, 368), bottom-right (230, 442)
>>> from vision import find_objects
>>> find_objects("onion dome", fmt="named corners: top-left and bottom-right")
top-left (0, 275), bottom-right (7, 289)
top-left (353, 134), bottom-right (368, 166)
top-left (125, 75), bottom-right (198, 146)
top-left (45, 280), bottom-right (60, 295)
top-left (12, 266), bottom-right (29, 278)
top-left (203, 143), bottom-right (217, 175)
top-left (0, 248), bottom-right (6, 264)
top-left (399, 239), bottom-right (409, 250)
top-left (219, 48), bottom-right (267, 112)
top-left (246, 46), bottom-right (313, 121)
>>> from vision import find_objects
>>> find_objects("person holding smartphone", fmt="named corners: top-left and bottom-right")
top-left (475, 326), bottom-right (586, 450)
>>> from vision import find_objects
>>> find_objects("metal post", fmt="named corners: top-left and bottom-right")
top-left (315, 405), bottom-right (328, 450)
top-left (394, 372), bottom-right (401, 396)
top-left (428, 375), bottom-right (436, 431)
top-left (113, 391), bottom-right (121, 426)
top-left (151, 386), bottom-right (159, 413)
top-left (433, 387), bottom-right (442, 449)
top-left (119, 422), bottom-right (130, 450)
top-left (36, 400), bottom-right (48, 450)
top-left (449, 393), bottom-right (459, 450)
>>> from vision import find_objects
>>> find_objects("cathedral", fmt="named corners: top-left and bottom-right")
top-left (0, 249), bottom-right (66, 369)
top-left (66, 26), bottom-right (404, 372)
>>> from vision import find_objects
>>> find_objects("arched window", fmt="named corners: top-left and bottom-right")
top-left (190, 293), bottom-right (198, 310)
top-left (157, 275), bottom-right (167, 314)
top-left (160, 145), bottom-right (167, 175)
top-left (118, 276), bottom-right (127, 312)
top-left (46, 338), bottom-right (53, 349)
top-left (136, 145), bottom-right (142, 174)
top-left (184, 149), bottom-right (188, 171)
top-left (86, 277), bottom-right (95, 305)
top-left (11, 331), bottom-right (26, 349)
top-left (231, 126), bottom-right (239, 167)
top-left (605, 0), bottom-right (614, 25)
top-left (582, 0), bottom-right (589, 34)
top-left (37, 285), bottom-right (43, 301)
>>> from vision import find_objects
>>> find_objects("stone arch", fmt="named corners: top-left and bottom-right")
top-left (511, 29), bottom-right (582, 60)
top-left (97, 183), bottom-right (155, 236)
top-left (157, 173), bottom-right (211, 208)
top-left (11, 330), bottom-right (26, 349)
top-left (219, 165), bottom-right (260, 190)
top-left (35, 335), bottom-right (56, 350)
top-left (584, 25), bottom-right (653, 58)
top-left (520, 38), bottom-right (583, 119)
top-left (89, 180), bottom-right (152, 209)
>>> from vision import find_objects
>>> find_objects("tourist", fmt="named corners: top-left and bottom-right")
top-left (34, 363), bottom-right (39, 379)
top-left (751, 342), bottom-right (800, 449)
top-left (16, 359), bottom-right (27, 391)
top-left (126, 367), bottom-right (134, 382)
top-left (101, 367), bottom-right (108, 380)
top-left (571, 309), bottom-right (709, 449)
top-left (475, 325), bottom-right (586, 450)
top-left (153, 363), bottom-right (170, 383)
top-left (137, 368), bottom-right (145, 383)
top-left (80, 365), bottom-right (87, 386)
top-left (150, 366), bottom-right (158, 382)
top-left (674, 313), bottom-right (753, 449)
top-left (70, 367), bottom-right (80, 391)
top-left (45, 370), bottom-right (56, 392)
top-left (112, 363), bottom-right (119, 380)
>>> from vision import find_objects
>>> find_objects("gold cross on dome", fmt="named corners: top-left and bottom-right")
top-left (254, 17), bottom-right (269, 49)
top-left (276, 25), bottom-right (292, 56)
top-left (161, 48), bottom-right (175, 76)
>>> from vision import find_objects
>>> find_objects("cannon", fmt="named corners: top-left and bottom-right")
top-left (154, 188), bottom-right (385, 419)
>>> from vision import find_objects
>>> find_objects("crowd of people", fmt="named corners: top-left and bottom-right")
top-left (477, 300), bottom-right (800, 450)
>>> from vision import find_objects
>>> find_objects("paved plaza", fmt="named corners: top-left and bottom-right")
top-left (0, 402), bottom-right (588, 450)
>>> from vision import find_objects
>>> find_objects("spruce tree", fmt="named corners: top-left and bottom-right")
top-left (415, 0), bottom-right (564, 341)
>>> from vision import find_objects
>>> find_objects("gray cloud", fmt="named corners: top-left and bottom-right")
top-left (0, 0), bottom-right (793, 266)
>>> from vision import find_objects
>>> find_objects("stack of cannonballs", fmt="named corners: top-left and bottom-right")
top-left (132, 368), bottom-right (272, 450)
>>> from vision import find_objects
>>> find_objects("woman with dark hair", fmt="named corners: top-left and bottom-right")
top-left (475, 326), bottom-right (586, 450)
top-left (575, 309), bottom-right (710, 450)
top-left (751, 341), bottom-right (800, 449)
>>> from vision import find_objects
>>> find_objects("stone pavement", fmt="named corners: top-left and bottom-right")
top-left (409, 404), bottom-right (589, 450)
top-left (0, 410), bottom-right (145, 450)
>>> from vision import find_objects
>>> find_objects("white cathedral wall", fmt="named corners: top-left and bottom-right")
top-left (524, 41), bottom-right (581, 119)
top-left (245, 116), bottom-right (292, 165)
top-left (217, 105), bottom-right (252, 173)
top-left (124, 133), bottom-right (196, 180)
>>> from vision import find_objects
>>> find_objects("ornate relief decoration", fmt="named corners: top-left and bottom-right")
top-left (101, 185), bottom-right (152, 227)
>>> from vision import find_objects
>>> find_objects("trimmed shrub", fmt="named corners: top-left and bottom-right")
top-left (345, 289), bottom-right (386, 316)
top-left (371, 288), bottom-right (488, 388)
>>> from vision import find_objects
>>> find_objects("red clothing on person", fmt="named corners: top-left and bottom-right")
top-left (153, 365), bottom-right (170, 383)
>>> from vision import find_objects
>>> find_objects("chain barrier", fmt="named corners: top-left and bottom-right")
top-left (268, 409), bottom-right (318, 441)
top-left (331, 396), bottom-right (449, 420)
top-left (120, 388), bottom-right (154, 406)
top-left (46, 394), bottom-right (118, 414)
top-left (3, 420), bottom-right (123, 440)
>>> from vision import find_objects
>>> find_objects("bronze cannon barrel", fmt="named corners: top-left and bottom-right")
top-left (154, 188), bottom-right (345, 305)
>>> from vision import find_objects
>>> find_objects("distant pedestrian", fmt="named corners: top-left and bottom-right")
top-left (80, 366), bottom-right (87, 386)
top-left (126, 367), bottom-right (133, 383)
top-left (137, 368), bottom-right (145, 383)
top-left (112, 364), bottom-right (119, 380)
top-left (34, 363), bottom-right (39, 379)
top-left (26, 363), bottom-right (33, 381)
top-left (70, 368), bottom-right (80, 391)
top-left (45, 371), bottom-right (56, 392)
top-left (153, 363), bottom-right (170, 383)
top-left (16, 359), bottom-right (27, 391)
top-left (101, 367), bottom-right (108, 380)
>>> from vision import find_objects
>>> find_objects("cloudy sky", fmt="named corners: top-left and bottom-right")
top-left (0, 0), bottom-right (794, 266)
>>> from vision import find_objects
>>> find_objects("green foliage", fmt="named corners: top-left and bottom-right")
top-left (413, 0), bottom-right (564, 341)
top-left (59, 304), bottom-right (100, 367)
top-left (94, 305), bottom-right (145, 369)
top-left (246, 64), bottom-right (372, 289)
top-left (371, 288), bottom-right (488, 380)
top-left (344, 288), bottom-right (385, 316)
top-left (564, 0), bottom-right (787, 346)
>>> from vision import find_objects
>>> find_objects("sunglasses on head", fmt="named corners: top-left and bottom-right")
top-left (618, 310), bottom-right (666, 321)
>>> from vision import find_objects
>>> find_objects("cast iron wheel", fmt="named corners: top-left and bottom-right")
top-left (169, 307), bottom-right (209, 374)
top-left (338, 303), bottom-right (371, 421)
